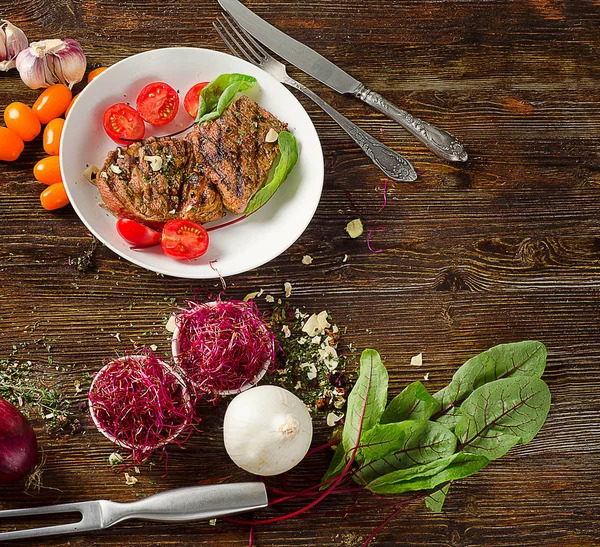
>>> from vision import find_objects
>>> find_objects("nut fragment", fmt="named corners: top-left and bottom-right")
top-left (83, 164), bottom-right (99, 185)
top-left (265, 128), bottom-right (279, 143)
top-left (144, 155), bottom-right (163, 172)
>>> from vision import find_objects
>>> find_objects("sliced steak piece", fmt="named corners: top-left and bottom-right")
top-left (96, 136), bottom-right (224, 228)
top-left (186, 95), bottom-right (288, 214)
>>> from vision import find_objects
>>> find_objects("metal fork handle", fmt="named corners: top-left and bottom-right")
top-left (284, 77), bottom-right (417, 182)
top-left (354, 86), bottom-right (467, 162)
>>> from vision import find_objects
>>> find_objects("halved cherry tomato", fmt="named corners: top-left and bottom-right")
top-left (4, 102), bottom-right (41, 142)
top-left (103, 103), bottom-right (145, 144)
top-left (32, 84), bottom-right (72, 124)
top-left (136, 82), bottom-right (179, 126)
top-left (116, 218), bottom-right (162, 248)
top-left (43, 118), bottom-right (65, 156)
top-left (0, 127), bottom-right (24, 162)
top-left (161, 220), bottom-right (209, 260)
top-left (65, 93), bottom-right (80, 118)
top-left (33, 156), bottom-right (62, 184)
top-left (183, 82), bottom-right (209, 118)
top-left (88, 67), bottom-right (108, 83)
top-left (40, 182), bottom-right (69, 210)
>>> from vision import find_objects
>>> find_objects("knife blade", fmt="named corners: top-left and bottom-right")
top-left (217, 0), bottom-right (467, 162)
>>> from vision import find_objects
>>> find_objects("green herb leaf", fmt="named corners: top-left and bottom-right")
top-left (196, 73), bottom-right (257, 124)
top-left (367, 452), bottom-right (489, 494)
top-left (321, 443), bottom-right (347, 484)
top-left (434, 341), bottom-right (547, 429)
top-left (342, 349), bottom-right (388, 454)
top-left (380, 381), bottom-right (440, 424)
top-left (355, 420), bottom-right (457, 483)
top-left (244, 131), bottom-right (298, 215)
top-left (424, 484), bottom-right (450, 512)
top-left (455, 376), bottom-right (551, 460)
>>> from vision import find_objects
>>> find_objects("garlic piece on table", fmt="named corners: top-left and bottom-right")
top-left (0, 20), bottom-right (28, 71)
top-left (16, 38), bottom-right (86, 89)
top-left (265, 128), bottom-right (279, 143)
top-left (144, 155), bottom-right (163, 172)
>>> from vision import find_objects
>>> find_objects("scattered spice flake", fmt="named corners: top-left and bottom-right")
top-left (74, 380), bottom-right (82, 394)
top-left (302, 255), bottom-right (313, 265)
top-left (345, 219), bottom-right (364, 239)
top-left (282, 325), bottom-right (291, 338)
top-left (326, 412), bottom-right (343, 427)
top-left (165, 315), bottom-right (177, 333)
top-left (301, 362), bottom-right (318, 380)
top-left (243, 289), bottom-right (264, 301)
top-left (209, 260), bottom-right (226, 290)
top-left (109, 452), bottom-right (124, 466)
top-left (149, 344), bottom-right (158, 352)
top-left (265, 295), bottom-right (275, 303)
top-left (377, 178), bottom-right (389, 212)
top-left (410, 353), bottom-right (423, 367)
top-left (343, 254), bottom-right (348, 263)
top-left (284, 282), bottom-right (292, 298)
top-left (124, 473), bottom-right (138, 486)
top-left (209, 519), bottom-right (217, 526)
top-left (423, 372), bottom-right (430, 381)
top-left (366, 227), bottom-right (386, 253)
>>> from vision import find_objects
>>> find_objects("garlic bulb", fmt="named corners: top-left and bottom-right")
top-left (223, 385), bottom-right (313, 476)
top-left (16, 38), bottom-right (86, 89)
top-left (0, 20), bottom-right (28, 71)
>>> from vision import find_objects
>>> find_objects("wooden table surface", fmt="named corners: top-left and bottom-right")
top-left (1, 0), bottom-right (599, 545)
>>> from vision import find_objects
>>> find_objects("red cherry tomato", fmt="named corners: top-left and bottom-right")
top-left (32, 84), bottom-right (72, 125)
top-left (136, 82), bottom-right (179, 126)
top-left (40, 182), bottom-right (69, 210)
top-left (103, 103), bottom-right (145, 144)
top-left (43, 118), bottom-right (65, 156)
top-left (161, 220), bottom-right (209, 260)
top-left (4, 102), bottom-right (41, 142)
top-left (0, 127), bottom-right (24, 161)
top-left (116, 218), bottom-right (162, 248)
top-left (183, 82), bottom-right (209, 118)
top-left (33, 156), bottom-right (62, 184)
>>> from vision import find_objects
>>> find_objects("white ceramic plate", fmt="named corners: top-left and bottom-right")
top-left (61, 47), bottom-right (324, 279)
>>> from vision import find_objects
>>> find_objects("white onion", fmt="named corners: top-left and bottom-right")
top-left (223, 386), bottom-right (313, 476)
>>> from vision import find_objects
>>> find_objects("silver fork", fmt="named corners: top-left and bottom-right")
top-left (214, 15), bottom-right (417, 182)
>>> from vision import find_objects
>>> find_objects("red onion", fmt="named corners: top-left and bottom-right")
top-left (0, 398), bottom-right (38, 484)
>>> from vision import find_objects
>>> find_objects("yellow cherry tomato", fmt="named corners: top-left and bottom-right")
top-left (43, 118), bottom-right (65, 156)
top-left (88, 67), bottom-right (108, 82)
top-left (65, 93), bottom-right (80, 118)
top-left (3, 102), bottom-right (41, 142)
top-left (33, 156), bottom-right (62, 185)
top-left (32, 84), bottom-right (72, 124)
top-left (40, 182), bottom-right (69, 210)
top-left (0, 127), bottom-right (24, 161)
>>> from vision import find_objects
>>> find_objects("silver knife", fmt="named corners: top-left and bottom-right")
top-left (217, 0), bottom-right (467, 162)
top-left (0, 483), bottom-right (268, 542)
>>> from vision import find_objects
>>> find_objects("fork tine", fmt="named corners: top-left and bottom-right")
top-left (221, 13), bottom-right (270, 58)
top-left (213, 19), bottom-right (257, 65)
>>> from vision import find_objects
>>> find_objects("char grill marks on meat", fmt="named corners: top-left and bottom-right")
top-left (186, 94), bottom-right (288, 214)
top-left (97, 136), bottom-right (224, 228)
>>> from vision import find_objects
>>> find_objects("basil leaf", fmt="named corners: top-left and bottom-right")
top-left (342, 349), bottom-right (388, 454)
top-left (196, 73), bottom-right (257, 124)
top-left (321, 443), bottom-right (346, 484)
top-left (244, 131), bottom-right (298, 215)
top-left (367, 452), bottom-right (489, 495)
top-left (455, 376), bottom-right (551, 461)
top-left (355, 420), bottom-right (457, 483)
top-left (424, 484), bottom-right (450, 512)
top-left (434, 341), bottom-right (547, 429)
top-left (380, 381), bottom-right (440, 424)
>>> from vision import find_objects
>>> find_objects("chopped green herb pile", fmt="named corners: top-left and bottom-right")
top-left (268, 304), bottom-right (355, 423)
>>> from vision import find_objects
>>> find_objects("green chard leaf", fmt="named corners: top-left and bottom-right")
top-left (196, 73), bottom-right (257, 123)
top-left (342, 349), bottom-right (389, 455)
top-left (367, 452), bottom-right (489, 495)
top-left (455, 376), bottom-right (551, 461)
top-left (424, 484), bottom-right (450, 513)
top-left (380, 381), bottom-right (440, 424)
top-left (355, 420), bottom-right (457, 484)
top-left (244, 131), bottom-right (298, 215)
top-left (434, 341), bottom-right (547, 429)
top-left (321, 443), bottom-right (347, 484)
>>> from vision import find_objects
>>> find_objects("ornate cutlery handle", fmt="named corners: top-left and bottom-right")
top-left (285, 77), bottom-right (417, 182)
top-left (355, 87), bottom-right (467, 162)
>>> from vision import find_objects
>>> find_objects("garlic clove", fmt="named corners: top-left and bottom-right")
top-left (0, 20), bottom-right (28, 72)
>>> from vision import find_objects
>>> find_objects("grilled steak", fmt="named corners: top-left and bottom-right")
top-left (97, 136), bottom-right (224, 228)
top-left (186, 95), bottom-right (288, 214)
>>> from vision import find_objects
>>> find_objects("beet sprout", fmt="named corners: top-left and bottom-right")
top-left (175, 300), bottom-right (277, 402)
top-left (366, 227), bottom-right (386, 253)
top-left (209, 260), bottom-right (227, 291)
top-left (377, 178), bottom-right (389, 212)
top-left (88, 352), bottom-right (195, 464)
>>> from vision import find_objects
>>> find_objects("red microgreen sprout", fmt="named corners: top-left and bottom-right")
top-left (88, 352), bottom-right (195, 465)
top-left (366, 226), bottom-right (386, 253)
top-left (174, 300), bottom-right (277, 402)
